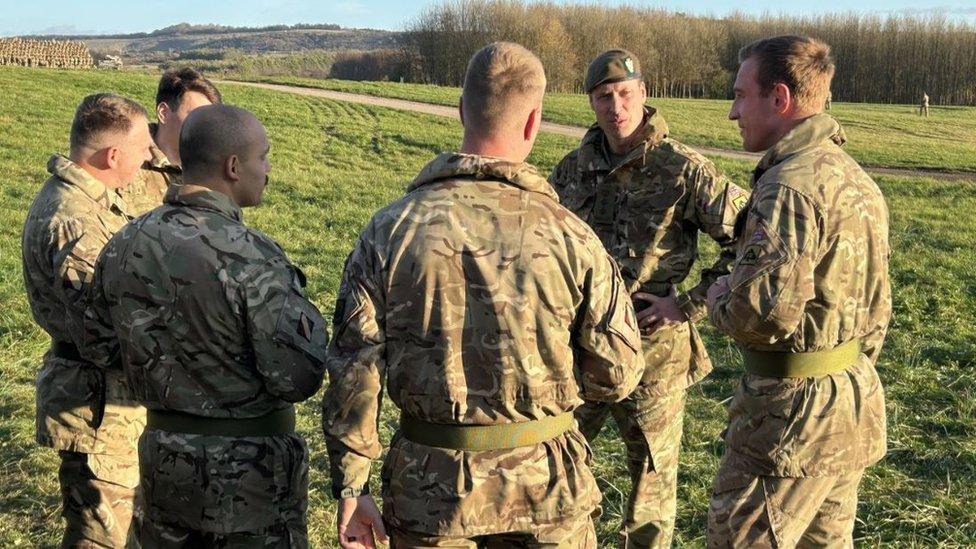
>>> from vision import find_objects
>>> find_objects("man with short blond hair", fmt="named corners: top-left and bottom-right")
top-left (324, 41), bottom-right (643, 549)
top-left (550, 49), bottom-right (747, 548)
top-left (706, 35), bottom-right (890, 547)
top-left (22, 92), bottom-right (152, 547)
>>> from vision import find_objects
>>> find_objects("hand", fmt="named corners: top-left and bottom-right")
top-left (706, 276), bottom-right (730, 314)
top-left (633, 288), bottom-right (687, 335)
top-left (337, 495), bottom-right (388, 549)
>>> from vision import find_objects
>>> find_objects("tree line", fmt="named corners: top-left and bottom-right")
top-left (404, 1), bottom-right (976, 105)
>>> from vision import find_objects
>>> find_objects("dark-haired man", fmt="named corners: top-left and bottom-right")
top-left (22, 92), bottom-right (152, 547)
top-left (706, 35), bottom-right (891, 547)
top-left (85, 104), bottom-right (327, 546)
top-left (120, 67), bottom-right (221, 214)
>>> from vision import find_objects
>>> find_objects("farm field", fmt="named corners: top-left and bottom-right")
top-left (248, 75), bottom-right (976, 174)
top-left (0, 67), bottom-right (973, 546)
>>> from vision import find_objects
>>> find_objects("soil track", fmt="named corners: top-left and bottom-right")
top-left (226, 80), bottom-right (975, 182)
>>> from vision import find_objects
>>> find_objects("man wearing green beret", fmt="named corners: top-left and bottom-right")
top-left (550, 49), bottom-right (749, 548)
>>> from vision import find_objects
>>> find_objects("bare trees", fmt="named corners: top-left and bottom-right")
top-left (405, 1), bottom-right (976, 105)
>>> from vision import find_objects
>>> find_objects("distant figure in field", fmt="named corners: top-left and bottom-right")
top-left (920, 92), bottom-right (929, 117)
top-left (825, 90), bottom-right (832, 110)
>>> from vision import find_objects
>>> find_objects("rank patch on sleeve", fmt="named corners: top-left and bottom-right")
top-left (297, 312), bottom-right (313, 342)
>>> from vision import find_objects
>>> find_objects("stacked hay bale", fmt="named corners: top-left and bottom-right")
top-left (0, 38), bottom-right (94, 68)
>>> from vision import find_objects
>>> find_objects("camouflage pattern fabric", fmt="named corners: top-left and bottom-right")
top-left (550, 106), bottom-right (747, 393)
top-left (22, 154), bottom-right (145, 455)
top-left (117, 124), bottom-right (180, 216)
top-left (389, 512), bottom-right (596, 548)
top-left (58, 450), bottom-right (140, 548)
top-left (551, 107), bottom-right (746, 547)
top-left (84, 184), bottom-right (328, 541)
top-left (707, 469), bottom-right (863, 548)
top-left (22, 154), bottom-right (144, 547)
top-left (707, 113), bottom-right (891, 546)
top-left (135, 430), bottom-right (309, 543)
top-left (323, 152), bottom-right (644, 537)
top-left (576, 389), bottom-right (685, 549)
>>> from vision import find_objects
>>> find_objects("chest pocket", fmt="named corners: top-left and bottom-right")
top-left (621, 173), bottom-right (686, 258)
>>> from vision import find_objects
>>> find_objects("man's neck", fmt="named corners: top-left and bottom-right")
top-left (154, 123), bottom-right (181, 166)
top-left (69, 153), bottom-right (119, 190)
top-left (459, 134), bottom-right (526, 164)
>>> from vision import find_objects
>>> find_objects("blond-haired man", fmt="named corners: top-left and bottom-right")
top-left (706, 35), bottom-right (891, 547)
top-left (323, 42), bottom-right (644, 549)
top-left (22, 93), bottom-right (152, 547)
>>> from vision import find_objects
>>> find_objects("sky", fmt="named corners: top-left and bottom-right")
top-left (1, 0), bottom-right (974, 36)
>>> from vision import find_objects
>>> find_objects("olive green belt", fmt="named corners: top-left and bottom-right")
top-left (147, 406), bottom-right (295, 437)
top-left (742, 339), bottom-right (861, 378)
top-left (400, 412), bottom-right (575, 451)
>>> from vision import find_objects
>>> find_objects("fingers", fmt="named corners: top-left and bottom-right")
top-left (632, 291), bottom-right (659, 305)
top-left (373, 518), bottom-right (389, 544)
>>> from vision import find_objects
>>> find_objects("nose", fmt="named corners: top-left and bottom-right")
top-left (728, 103), bottom-right (738, 121)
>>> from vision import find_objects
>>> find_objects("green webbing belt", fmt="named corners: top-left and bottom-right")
top-left (400, 412), bottom-right (575, 451)
top-left (147, 406), bottom-right (295, 437)
top-left (742, 339), bottom-right (861, 378)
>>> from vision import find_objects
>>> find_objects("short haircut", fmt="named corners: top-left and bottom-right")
top-left (461, 42), bottom-right (546, 133)
top-left (69, 93), bottom-right (148, 152)
top-left (179, 104), bottom-right (261, 176)
top-left (155, 67), bottom-right (222, 110)
top-left (739, 35), bottom-right (835, 113)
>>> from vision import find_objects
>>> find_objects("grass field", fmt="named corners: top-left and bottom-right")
top-left (247, 75), bottom-right (976, 174)
top-left (1, 66), bottom-right (974, 547)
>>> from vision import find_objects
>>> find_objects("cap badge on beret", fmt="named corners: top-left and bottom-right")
top-left (624, 58), bottom-right (635, 74)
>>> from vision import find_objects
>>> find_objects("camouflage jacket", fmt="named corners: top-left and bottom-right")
top-left (117, 124), bottom-right (180, 216)
top-left (550, 107), bottom-right (747, 392)
top-left (709, 114), bottom-right (891, 477)
top-left (22, 154), bottom-right (145, 454)
top-left (84, 184), bottom-right (328, 418)
top-left (322, 153), bottom-right (643, 536)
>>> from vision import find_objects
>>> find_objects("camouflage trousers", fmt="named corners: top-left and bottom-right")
top-left (706, 466), bottom-right (865, 548)
top-left (57, 450), bottom-right (140, 548)
top-left (135, 429), bottom-right (309, 548)
top-left (576, 389), bottom-right (686, 549)
top-left (388, 514), bottom-right (596, 548)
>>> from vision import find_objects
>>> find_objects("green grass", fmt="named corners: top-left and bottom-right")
top-left (1, 66), bottom-right (974, 546)
top-left (247, 75), bottom-right (976, 174)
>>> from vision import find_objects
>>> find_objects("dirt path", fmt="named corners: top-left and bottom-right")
top-left (226, 80), bottom-right (974, 182)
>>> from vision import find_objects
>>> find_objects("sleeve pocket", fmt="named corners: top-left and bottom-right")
top-left (273, 291), bottom-right (328, 364)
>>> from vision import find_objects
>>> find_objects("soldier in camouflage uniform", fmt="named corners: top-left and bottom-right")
top-left (549, 50), bottom-right (748, 548)
top-left (322, 42), bottom-right (644, 549)
top-left (83, 105), bottom-right (328, 547)
top-left (119, 67), bottom-right (221, 215)
top-left (21, 93), bottom-right (152, 547)
top-left (705, 36), bottom-right (890, 547)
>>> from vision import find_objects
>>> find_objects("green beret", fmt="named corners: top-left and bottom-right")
top-left (585, 49), bottom-right (642, 93)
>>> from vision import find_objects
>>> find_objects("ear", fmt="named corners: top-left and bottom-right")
top-left (638, 81), bottom-right (647, 102)
top-left (457, 96), bottom-right (465, 128)
top-left (523, 105), bottom-right (541, 142)
top-left (771, 82), bottom-right (793, 115)
top-left (224, 155), bottom-right (240, 182)
top-left (104, 146), bottom-right (121, 170)
top-left (156, 102), bottom-right (169, 125)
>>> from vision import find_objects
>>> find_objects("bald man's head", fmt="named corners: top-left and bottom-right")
top-left (180, 104), bottom-right (271, 207)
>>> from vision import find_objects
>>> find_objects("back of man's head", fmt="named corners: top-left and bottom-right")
top-left (69, 93), bottom-right (148, 155)
top-left (739, 35), bottom-right (834, 114)
top-left (180, 104), bottom-right (258, 179)
top-left (156, 67), bottom-right (222, 110)
top-left (461, 42), bottom-right (546, 136)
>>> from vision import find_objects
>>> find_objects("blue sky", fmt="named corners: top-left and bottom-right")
top-left (2, 0), bottom-right (974, 36)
